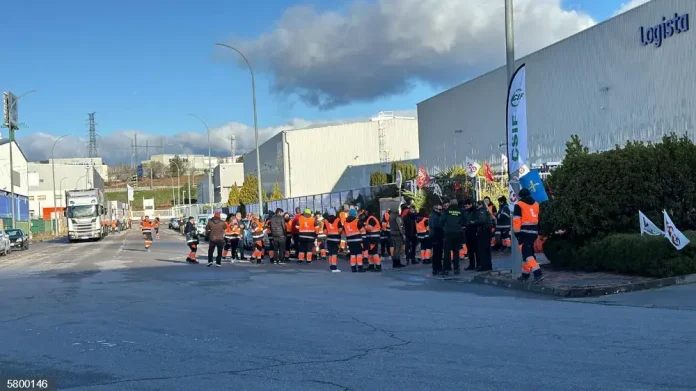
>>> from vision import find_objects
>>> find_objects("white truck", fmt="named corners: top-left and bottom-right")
top-left (65, 188), bottom-right (108, 242)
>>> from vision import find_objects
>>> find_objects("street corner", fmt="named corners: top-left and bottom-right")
top-left (471, 266), bottom-right (696, 298)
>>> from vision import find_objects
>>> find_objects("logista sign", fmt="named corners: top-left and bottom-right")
top-left (640, 13), bottom-right (689, 48)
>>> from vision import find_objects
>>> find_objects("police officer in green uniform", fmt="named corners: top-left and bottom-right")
top-left (439, 198), bottom-right (466, 276)
top-left (472, 200), bottom-right (494, 271)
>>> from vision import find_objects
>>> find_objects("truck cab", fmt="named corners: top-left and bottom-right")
top-left (65, 189), bottom-right (107, 242)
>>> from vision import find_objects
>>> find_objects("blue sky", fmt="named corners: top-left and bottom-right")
top-left (0, 0), bottom-right (645, 162)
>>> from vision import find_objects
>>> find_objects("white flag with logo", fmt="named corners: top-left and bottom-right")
top-left (465, 158), bottom-right (481, 178)
top-left (501, 154), bottom-right (508, 174)
top-left (127, 185), bottom-right (134, 202)
top-left (508, 184), bottom-right (519, 205)
top-left (663, 210), bottom-right (690, 250)
top-left (638, 211), bottom-right (663, 236)
top-left (506, 64), bottom-right (528, 177)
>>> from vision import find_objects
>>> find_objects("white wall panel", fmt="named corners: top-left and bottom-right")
top-left (418, 0), bottom-right (696, 172)
top-left (243, 132), bottom-right (285, 197)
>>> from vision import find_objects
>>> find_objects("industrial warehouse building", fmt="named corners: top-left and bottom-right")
top-left (417, 0), bottom-right (694, 172)
top-left (244, 112), bottom-right (419, 198)
top-left (196, 162), bottom-right (244, 205)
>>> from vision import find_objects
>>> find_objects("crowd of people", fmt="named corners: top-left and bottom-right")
top-left (139, 188), bottom-right (543, 281)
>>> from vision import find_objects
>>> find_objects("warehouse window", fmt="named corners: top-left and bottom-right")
top-left (28, 196), bottom-right (35, 201)
top-left (37, 195), bottom-right (47, 201)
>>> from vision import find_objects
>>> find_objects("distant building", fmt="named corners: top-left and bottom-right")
top-left (196, 162), bottom-right (244, 205)
top-left (44, 157), bottom-right (109, 181)
top-left (143, 154), bottom-right (225, 174)
top-left (0, 140), bottom-right (30, 221)
top-left (27, 161), bottom-right (104, 220)
top-left (243, 112), bottom-right (419, 198)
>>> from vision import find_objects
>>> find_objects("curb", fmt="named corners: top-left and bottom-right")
top-left (471, 273), bottom-right (696, 297)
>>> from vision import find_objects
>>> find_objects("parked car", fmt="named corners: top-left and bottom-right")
top-left (196, 213), bottom-right (228, 241)
top-left (0, 230), bottom-right (11, 256)
top-left (239, 218), bottom-right (255, 250)
top-left (168, 218), bottom-right (176, 229)
top-left (6, 229), bottom-right (28, 251)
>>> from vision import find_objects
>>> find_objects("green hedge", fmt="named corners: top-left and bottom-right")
top-left (540, 134), bottom-right (696, 242)
top-left (543, 231), bottom-right (696, 278)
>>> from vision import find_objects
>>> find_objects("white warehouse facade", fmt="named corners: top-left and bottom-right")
top-left (244, 113), bottom-right (419, 198)
top-left (417, 0), bottom-right (695, 172)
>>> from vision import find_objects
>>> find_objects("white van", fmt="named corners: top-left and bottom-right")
top-left (196, 213), bottom-right (228, 241)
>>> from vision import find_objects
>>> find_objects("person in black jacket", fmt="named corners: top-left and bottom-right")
top-left (439, 199), bottom-right (466, 275)
top-left (401, 204), bottom-right (418, 265)
top-left (463, 199), bottom-right (479, 271)
top-left (184, 216), bottom-right (199, 264)
top-left (268, 208), bottom-right (287, 264)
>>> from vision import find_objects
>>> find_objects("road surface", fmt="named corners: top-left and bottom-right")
top-left (0, 228), bottom-right (694, 390)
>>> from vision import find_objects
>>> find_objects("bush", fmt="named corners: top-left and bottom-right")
top-left (541, 134), bottom-right (696, 242)
top-left (391, 162), bottom-right (417, 181)
top-left (543, 231), bottom-right (696, 278)
top-left (370, 171), bottom-right (388, 186)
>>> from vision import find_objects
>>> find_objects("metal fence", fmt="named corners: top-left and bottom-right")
top-left (266, 184), bottom-right (397, 215)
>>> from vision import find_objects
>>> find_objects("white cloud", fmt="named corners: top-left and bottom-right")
top-left (614, 0), bottom-right (651, 16)
top-left (17, 117), bottom-right (366, 165)
top-left (221, 0), bottom-right (596, 109)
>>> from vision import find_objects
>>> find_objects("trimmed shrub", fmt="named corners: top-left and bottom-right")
top-left (541, 134), bottom-right (696, 242)
top-left (370, 171), bottom-right (388, 186)
top-left (543, 231), bottom-right (696, 278)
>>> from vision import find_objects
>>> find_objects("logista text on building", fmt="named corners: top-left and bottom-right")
top-left (640, 13), bottom-right (689, 48)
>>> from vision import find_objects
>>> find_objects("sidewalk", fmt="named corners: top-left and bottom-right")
top-left (388, 252), bottom-right (696, 297)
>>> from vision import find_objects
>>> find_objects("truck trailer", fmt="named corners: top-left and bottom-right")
top-left (65, 188), bottom-right (109, 242)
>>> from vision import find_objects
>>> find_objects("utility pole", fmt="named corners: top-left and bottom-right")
top-left (134, 133), bottom-right (138, 188)
top-left (230, 136), bottom-right (236, 161)
top-left (87, 112), bottom-right (97, 158)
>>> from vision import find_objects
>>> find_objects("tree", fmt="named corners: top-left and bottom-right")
top-left (391, 162), bottom-right (417, 182)
top-left (370, 171), bottom-right (388, 186)
top-left (107, 164), bottom-right (135, 182)
top-left (145, 161), bottom-right (166, 179)
top-left (168, 155), bottom-right (189, 177)
top-left (239, 174), bottom-right (268, 205)
top-left (270, 182), bottom-right (284, 200)
top-left (228, 183), bottom-right (241, 206)
top-left (236, 155), bottom-right (244, 163)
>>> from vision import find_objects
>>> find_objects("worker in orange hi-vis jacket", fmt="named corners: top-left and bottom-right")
top-left (154, 217), bottom-right (161, 239)
top-left (141, 216), bottom-right (154, 251)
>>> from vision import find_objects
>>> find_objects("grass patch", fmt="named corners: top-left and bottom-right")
top-left (106, 188), bottom-right (182, 209)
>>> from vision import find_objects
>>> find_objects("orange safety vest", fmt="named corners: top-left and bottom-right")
top-left (365, 216), bottom-right (381, 239)
top-left (141, 220), bottom-right (153, 233)
top-left (154, 220), bottom-right (160, 228)
top-left (343, 219), bottom-right (362, 242)
top-left (339, 211), bottom-right (347, 225)
top-left (285, 220), bottom-right (294, 236)
top-left (416, 217), bottom-right (429, 237)
top-left (297, 215), bottom-right (316, 240)
top-left (251, 221), bottom-right (265, 240)
top-left (488, 204), bottom-right (497, 221)
top-left (324, 219), bottom-right (341, 242)
top-left (513, 202), bottom-right (539, 234)
top-left (381, 212), bottom-right (390, 232)
top-left (315, 219), bottom-right (327, 239)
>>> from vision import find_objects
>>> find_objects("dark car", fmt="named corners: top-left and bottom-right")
top-left (7, 229), bottom-right (29, 250)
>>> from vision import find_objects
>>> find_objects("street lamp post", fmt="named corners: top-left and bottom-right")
top-left (171, 161), bottom-right (181, 207)
top-left (215, 43), bottom-right (264, 215)
top-left (5, 89), bottom-right (36, 228)
top-left (51, 135), bottom-right (69, 236)
top-left (76, 175), bottom-right (86, 189)
top-left (58, 177), bottom-right (67, 234)
top-left (504, 0), bottom-right (522, 278)
top-left (188, 114), bottom-right (213, 211)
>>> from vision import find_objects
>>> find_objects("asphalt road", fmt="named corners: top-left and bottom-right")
top-left (1, 228), bottom-right (695, 390)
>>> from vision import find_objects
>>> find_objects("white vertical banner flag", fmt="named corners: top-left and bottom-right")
top-left (465, 158), bottom-right (481, 178)
top-left (506, 64), bottom-right (528, 178)
top-left (127, 185), bottom-right (134, 202)
top-left (500, 154), bottom-right (508, 174)
top-left (508, 184), bottom-right (519, 205)
top-left (638, 211), bottom-right (663, 236)
top-left (663, 210), bottom-right (690, 250)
